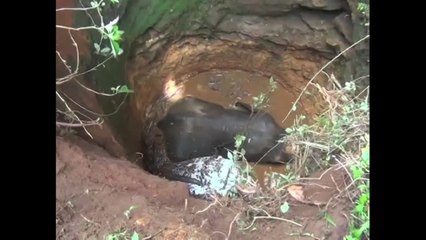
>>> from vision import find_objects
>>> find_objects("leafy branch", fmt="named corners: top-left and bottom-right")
top-left (56, 0), bottom-right (132, 137)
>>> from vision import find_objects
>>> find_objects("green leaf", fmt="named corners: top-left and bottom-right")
top-left (358, 193), bottom-right (369, 205)
top-left (358, 184), bottom-right (368, 192)
top-left (350, 165), bottom-right (364, 179)
top-left (280, 201), bottom-right (290, 214)
top-left (357, 2), bottom-right (368, 12)
top-left (227, 151), bottom-right (233, 160)
top-left (352, 228), bottom-right (362, 238)
top-left (112, 26), bottom-right (124, 41)
top-left (344, 236), bottom-right (356, 240)
top-left (354, 168), bottom-right (364, 179)
top-left (118, 85), bottom-right (134, 93)
top-left (292, 105), bottom-right (297, 111)
top-left (105, 25), bottom-right (113, 34)
top-left (101, 47), bottom-right (111, 54)
top-left (110, 0), bottom-right (119, 4)
top-left (344, 81), bottom-right (356, 92)
top-left (361, 145), bottom-right (369, 162)
top-left (111, 41), bottom-right (121, 57)
top-left (359, 220), bottom-right (370, 233)
top-left (269, 77), bottom-right (277, 91)
top-left (113, 31), bottom-right (124, 41)
top-left (285, 128), bottom-right (293, 134)
top-left (94, 43), bottom-right (100, 53)
top-left (117, 47), bottom-right (124, 56)
top-left (235, 135), bottom-right (246, 148)
top-left (114, 30), bottom-right (124, 41)
top-left (354, 203), bottom-right (364, 213)
top-left (360, 101), bottom-right (369, 111)
top-left (105, 17), bottom-right (119, 33)
top-left (131, 232), bottom-right (139, 240)
top-left (297, 125), bottom-right (306, 133)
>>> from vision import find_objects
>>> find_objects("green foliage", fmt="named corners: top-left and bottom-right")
top-left (131, 232), bottom-right (139, 240)
top-left (226, 134), bottom-right (247, 162)
top-left (252, 93), bottom-right (268, 110)
top-left (286, 80), bottom-right (369, 166)
top-left (104, 19), bottom-right (125, 57)
top-left (280, 201), bottom-right (290, 214)
top-left (252, 77), bottom-right (278, 110)
top-left (106, 230), bottom-right (127, 240)
top-left (357, 2), bottom-right (369, 16)
top-left (106, 230), bottom-right (139, 240)
top-left (105, 205), bottom-right (141, 240)
top-left (356, 1), bottom-right (370, 26)
top-left (345, 144), bottom-right (369, 240)
top-left (285, 115), bottom-right (308, 135)
top-left (111, 85), bottom-right (134, 94)
top-left (230, 77), bottom-right (285, 189)
top-left (269, 76), bottom-right (278, 91)
top-left (266, 172), bottom-right (297, 190)
top-left (91, 0), bottom-right (125, 58)
top-left (56, 0), bottom-right (134, 130)
top-left (282, 79), bottom-right (369, 239)
top-left (224, 134), bottom-right (261, 189)
top-left (234, 134), bottom-right (246, 150)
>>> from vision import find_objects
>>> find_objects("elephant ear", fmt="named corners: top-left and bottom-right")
top-left (234, 101), bottom-right (256, 114)
top-left (234, 101), bottom-right (267, 115)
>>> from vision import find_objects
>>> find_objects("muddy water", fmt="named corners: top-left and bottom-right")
top-left (179, 70), bottom-right (304, 186)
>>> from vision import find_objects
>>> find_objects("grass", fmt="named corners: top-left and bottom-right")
top-left (226, 71), bottom-right (369, 239)
top-left (105, 206), bottom-right (141, 240)
top-left (106, 230), bottom-right (139, 240)
top-left (346, 144), bottom-right (369, 240)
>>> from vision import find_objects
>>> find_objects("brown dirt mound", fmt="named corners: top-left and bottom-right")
top-left (56, 135), bottom-right (350, 239)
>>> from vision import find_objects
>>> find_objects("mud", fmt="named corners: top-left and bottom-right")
top-left (56, 135), bottom-right (350, 239)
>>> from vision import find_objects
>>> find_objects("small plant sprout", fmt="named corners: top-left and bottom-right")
top-left (111, 85), bottom-right (135, 94)
top-left (253, 76), bottom-right (278, 110)
top-left (131, 232), bottom-right (139, 240)
top-left (280, 201), bottom-right (290, 214)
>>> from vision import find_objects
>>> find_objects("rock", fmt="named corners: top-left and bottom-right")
top-left (225, 0), bottom-right (345, 16)
top-left (333, 12), bottom-right (353, 43)
top-left (217, 11), bottom-right (346, 53)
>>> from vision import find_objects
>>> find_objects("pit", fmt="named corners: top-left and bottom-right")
top-left (56, 0), bottom-right (369, 238)
top-left (125, 37), bottom-right (328, 185)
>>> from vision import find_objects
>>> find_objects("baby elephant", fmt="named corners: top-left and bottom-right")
top-left (157, 96), bottom-right (292, 164)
